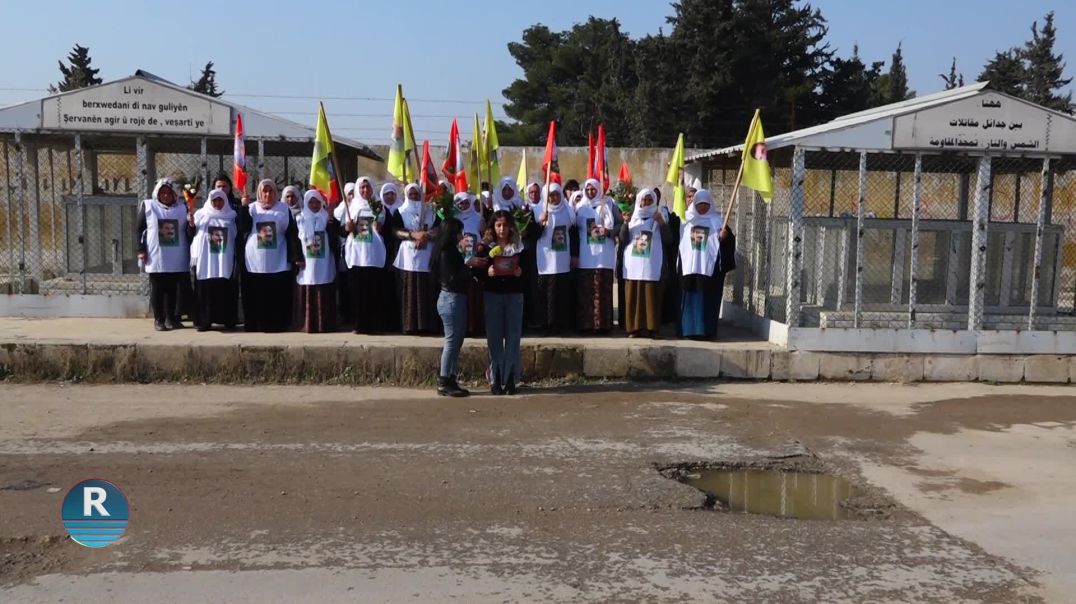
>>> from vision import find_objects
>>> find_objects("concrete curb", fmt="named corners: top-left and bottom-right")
top-left (1, 342), bottom-right (1074, 385)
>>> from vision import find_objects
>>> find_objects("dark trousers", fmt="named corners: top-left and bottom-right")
top-left (149, 272), bottom-right (186, 324)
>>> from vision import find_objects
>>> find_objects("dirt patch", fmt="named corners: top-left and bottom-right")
top-left (0, 535), bottom-right (85, 586)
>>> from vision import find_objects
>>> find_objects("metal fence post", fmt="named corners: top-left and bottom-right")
top-left (2, 142), bottom-right (12, 287)
top-left (28, 138), bottom-right (42, 291)
top-left (200, 136), bottom-right (209, 192)
top-left (908, 154), bottom-right (922, 328)
top-left (14, 131), bottom-right (27, 293)
top-left (853, 151), bottom-right (867, 328)
top-left (75, 134), bottom-right (87, 295)
top-left (786, 147), bottom-right (805, 327)
top-left (257, 138), bottom-right (265, 184)
top-left (1029, 157), bottom-right (1051, 330)
top-left (968, 155), bottom-right (991, 331)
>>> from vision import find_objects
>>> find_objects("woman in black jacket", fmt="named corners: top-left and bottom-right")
top-left (431, 217), bottom-right (487, 397)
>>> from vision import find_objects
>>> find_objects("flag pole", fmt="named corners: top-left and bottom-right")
top-left (721, 109), bottom-right (760, 231)
top-left (321, 102), bottom-right (351, 223)
top-left (403, 97), bottom-right (421, 185)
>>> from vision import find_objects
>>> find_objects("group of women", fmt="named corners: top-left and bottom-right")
top-left (137, 172), bottom-right (735, 397)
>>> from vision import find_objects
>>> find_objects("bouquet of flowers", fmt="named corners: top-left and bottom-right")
top-left (368, 196), bottom-right (383, 219)
top-left (511, 205), bottom-right (533, 234)
top-left (433, 189), bottom-right (456, 220)
top-left (611, 181), bottom-right (637, 215)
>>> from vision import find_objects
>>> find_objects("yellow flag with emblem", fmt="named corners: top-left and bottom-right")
top-left (665, 133), bottom-right (686, 220)
top-left (740, 109), bottom-right (773, 202)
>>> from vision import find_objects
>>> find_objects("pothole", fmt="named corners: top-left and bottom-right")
top-left (659, 460), bottom-right (894, 520)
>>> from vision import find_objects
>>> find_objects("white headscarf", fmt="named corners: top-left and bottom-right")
top-left (354, 177), bottom-right (375, 203)
top-left (380, 182), bottom-right (402, 215)
top-left (344, 182), bottom-right (356, 200)
top-left (685, 188), bottom-right (721, 230)
top-left (629, 188), bottom-right (658, 228)
top-left (399, 183), bottom-right (431, 230)
top-left (582, 178), bottom-right (604, 209)
top-left (299, 189), bottom-right (328, 246)
top-left (525, 182), bottom-right (542, 208)
top-left (196, 188), bottom-right (236, 221)
top-left (282, 185), bottom-right (302, 210)
top-left (537, 183), bottom-right (574, 226)
top-left (493, 176), bottom-right (523, 212)
top-left (570, 190), bottom-right (584, 211)
top-left (151, 178), bottom-right (177, 205)
top-left (256, 178), bottom-right (278, 201)
top-left (454, 192), bottom-right (477, 222)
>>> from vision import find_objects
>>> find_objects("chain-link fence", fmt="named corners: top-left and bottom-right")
top-left (704, 146), bottom-right (1076, 331)
top-left (0, 132), bottom-right (317, 299)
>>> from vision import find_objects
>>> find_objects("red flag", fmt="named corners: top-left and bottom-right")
top-left (586, 130), bottom-right (596, 180)
top-left (233, 113), bottom-right (248, 194)
top-left (596, 124), bottom-right (609, 193)
top-left (541, 120), bottom-right (560, 185)
top-left (421, 140), bottom-right (440, 201)
top-left (618, 161), bottom-right (632, 186)
top-left (442, 119), bottom-right (468, 193)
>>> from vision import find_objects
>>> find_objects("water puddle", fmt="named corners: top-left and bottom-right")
top-left (679, 469), bottom-right (860, 520)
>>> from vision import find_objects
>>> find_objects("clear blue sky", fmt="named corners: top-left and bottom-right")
top-left (0, 0), bottom-right (1070, 144)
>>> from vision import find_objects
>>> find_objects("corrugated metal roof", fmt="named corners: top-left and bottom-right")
top-left (686, 82), bottom-right (990, 162)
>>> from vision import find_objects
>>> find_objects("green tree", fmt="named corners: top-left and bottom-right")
top-left (884, 42), bottom-right (913, 102)
top-left (940, 58), bottom-right (965, 90)
top-left (189, 61), bottom-right (224, 98)
top-left (629, 31), bottom-right (685, 146)
top-left (48, 44), bottom-right (102, 93)
top-left (500, 18), bottom-right (637, 146)
top-left (978, 49), bottom-right (1025, 97)
top-left (1022, 12), bottom-right (1072, 112)
top-left (817, 45), bottom-right (884, 119)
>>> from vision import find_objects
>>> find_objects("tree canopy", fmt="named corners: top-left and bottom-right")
top-left (49, 44), bottom-right (102, 93)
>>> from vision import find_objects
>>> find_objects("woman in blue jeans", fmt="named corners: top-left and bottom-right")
top-left (432, 217), bottom-right (486, 397)
top-left (481, 210), bottom-right (525, 395)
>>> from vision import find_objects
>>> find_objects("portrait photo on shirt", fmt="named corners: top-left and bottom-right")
top-left (690, 226), bottom-right (710, 251)
top-left (256, 221), bottom-right (277, 249)
top-left (460, 233), bottom-right (477, 260)
top-left (551, 225), bottom-right (568, 252)
top-left (631, 230), bottom-right (653, 258)
top-left (158, 219), bottom-right (179, 247)
top-left (354, 217), bottom-right (373, 242)
top-left (586, 218), bottom-right (606, 244)
top-left (208, 226), bottom-right (227, 254)
top-left (305, 231), bottom-right (326, 259)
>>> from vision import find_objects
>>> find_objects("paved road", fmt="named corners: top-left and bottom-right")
top-left (1, 382), bottom-right (1073, 602)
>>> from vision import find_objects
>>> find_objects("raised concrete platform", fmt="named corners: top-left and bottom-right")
top-left (0, 318), bottom-right (1073, 385)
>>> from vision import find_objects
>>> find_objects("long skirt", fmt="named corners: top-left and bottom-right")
top-left (400, 269), bottom-right (438, 335)
top-left (348, 266), bottom-right (386, 334)
top-left (680, 273), bottom-right (726, 339)
top-left (294, 282), bottom-right (337, 333)
top-left (466, 279), bottom-right (485, 337)
top-left (194, 277), bottom-right (238, 329)
top-left (521, 245), bottom-right (540, 328)
top-left (535, 272), bottom-right (575, 333)
top-left (624, 279), bottom-right (663, 335)
top-left (576, 268), bottom-right (614, 332)
top-left (242, 271), bottom-right (293, 332)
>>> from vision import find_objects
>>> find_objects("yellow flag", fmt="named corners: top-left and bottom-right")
top-left (516, 150), bottom-right (527, 190)
top-left (484, 99), bottom-right (501, 185)
top-left (666, 133), bottom-right (687, 220)
top-left (467, 113), bottom-right (482, 193)
top-left (402, 97), bottom-right (417, 178)
top-left (309, 103), bottom-right (340, 203)
top-left (740, 109), bottom-right (773, 202)
top-left (387, 84), bottom-right (408, 182)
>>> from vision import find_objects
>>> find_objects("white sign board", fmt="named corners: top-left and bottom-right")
top-left (891, 92), bottom-right (1073, 153)
top-left (42, 78), bottom-right (231, 135)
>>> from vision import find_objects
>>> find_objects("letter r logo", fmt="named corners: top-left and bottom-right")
top-left (83, 486), bottom-right (110, 516)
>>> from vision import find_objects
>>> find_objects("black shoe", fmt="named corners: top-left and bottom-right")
top-left (490, 382), bottom-right (504, 396)
top-left (438, 377), bottom-right (469, 398)
top-left (449, 378), bottom-right (470, 397)
top-left (224, 324), bottom-right (236, 331)
top-left (196, 324), bottom-right (209, 332)
top-left (504, 381), bottom-right (517, 396)
top-left (154, 321), bottom-right (168, 332)
top-left (166, 319), bottom-right (184, 330)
